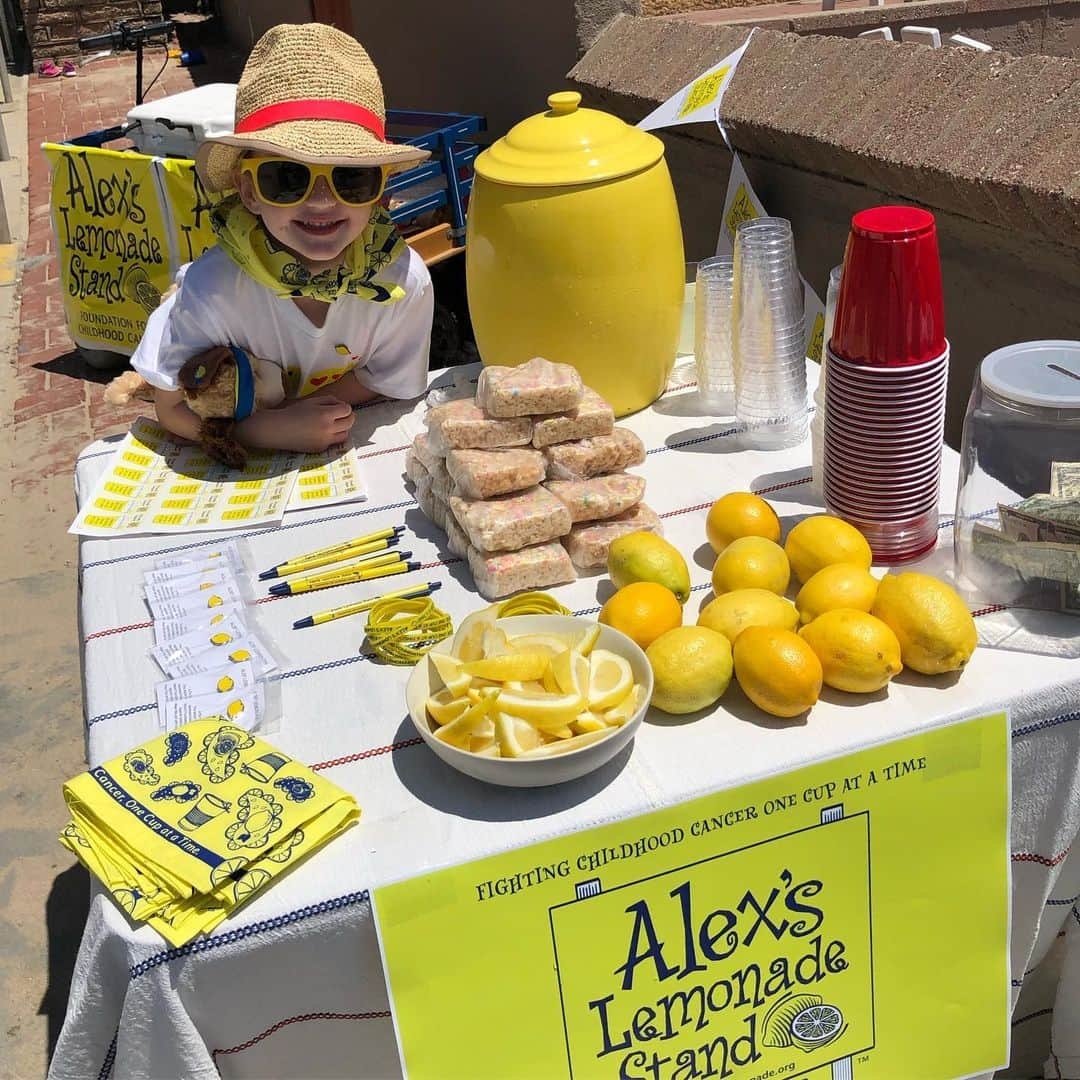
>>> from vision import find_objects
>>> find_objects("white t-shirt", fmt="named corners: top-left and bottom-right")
top-left (132, 243), bottom-right (433, 400)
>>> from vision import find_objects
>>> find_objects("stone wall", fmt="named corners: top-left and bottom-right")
top-left (569, 16), bottom-right (1080, 446)
top-left (26, 0), bottom-right (164, 61)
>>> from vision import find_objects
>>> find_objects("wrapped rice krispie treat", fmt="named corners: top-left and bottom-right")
top-left (412, 431), bottom-right (444, 471)
top-left (544, 473), bottom-right (646, 524)
top-left (562, 504), bottom-right (663, 570)
top-left (477, 357), bottom-right (583, 418)
top-left (415, 474), bottom-right (448, 531)
top-left (445, 514), bottom-right (470, 559)
top-left (445, 447), bottom-right (546, 500)
top-left (468, 541), bottom-right (577, 600)
top-left (404, 447), bottom-right (428, 487)
top-left (450, 486), bottom-right (572, 553)
top-left (427, 398), bottom-right (533, 452)
top-left (544, 427), bottom-right (647, 481)
top-left (531, 387), bottom-right (616, 448)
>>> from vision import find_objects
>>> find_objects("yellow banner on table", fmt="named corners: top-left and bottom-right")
top-left (156, 156), bottom-right (219, 266)
top-left (44, 143), bottom-right (174, 355)
top-left (373, 713), bottom-right (1010, 1079)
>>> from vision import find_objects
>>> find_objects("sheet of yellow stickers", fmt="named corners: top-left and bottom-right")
top-left (71, 418), bottom-right (367, 537)
top-left (60, 718), bottom-right (360, 946)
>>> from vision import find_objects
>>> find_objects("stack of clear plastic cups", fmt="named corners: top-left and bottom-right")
top-left (678, 261), bottom-right (698, 357)
top-left (732, 217), bottom-right (808, 449)
top-left (810, 264), bottom-right (844, 498)
top-left (694, 256), bottom-right (735, 412)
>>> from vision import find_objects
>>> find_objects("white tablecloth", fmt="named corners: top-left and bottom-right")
top-left (52, 365), bottom-right (1080, 1080)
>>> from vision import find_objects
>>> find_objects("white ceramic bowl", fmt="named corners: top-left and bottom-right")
top-left (405, 614), bottom-right (653, 788)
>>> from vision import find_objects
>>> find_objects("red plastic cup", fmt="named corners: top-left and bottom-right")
top-left (830, 206), bottom-right (946, 367)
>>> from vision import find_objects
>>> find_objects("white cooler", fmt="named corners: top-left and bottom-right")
top-left (126, 83), bottom-right (237, 159)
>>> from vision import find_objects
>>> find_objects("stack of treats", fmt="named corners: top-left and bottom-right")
top-left (405, 358), bottom-right (661, 599)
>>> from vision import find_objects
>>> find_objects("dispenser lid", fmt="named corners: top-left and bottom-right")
top-left (475, 91), bottom-right (665, 187)
top-left (980, 341), bottom-right (1080, 410)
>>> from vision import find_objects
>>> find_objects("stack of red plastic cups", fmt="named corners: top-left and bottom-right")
top-left (823, 206), bottom-right (948, 562)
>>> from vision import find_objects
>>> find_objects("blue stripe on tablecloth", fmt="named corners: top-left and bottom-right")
top-left (1013, 712), bottom-right (1080, 739)
top-left (128, 889), bottom-right (370, 979)
top-left (1047, 894), bottom-right (1080, 906)
top-left (96, 1027), bottom-right (118, 1080)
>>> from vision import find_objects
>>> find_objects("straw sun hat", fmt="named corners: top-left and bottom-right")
top-left (196, 23), bottom-right (429, 194)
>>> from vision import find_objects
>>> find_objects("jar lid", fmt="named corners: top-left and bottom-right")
top-left (474, 91), bottom-right (665, 187)
top-left (980, 341), bottom-right (1080, 409)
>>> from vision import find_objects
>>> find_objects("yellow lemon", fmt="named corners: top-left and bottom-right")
top-left (646, 627), bottom-right (733, 715)
top-left (599, 582), bottom-right (683, 650)
top-left (799, 609), bottom-right (903, 693)
top-left (697, 588), bottom-right (799, 644)
top-left (795, 563), bottom-right (880, 625)
top-left (706, 492), bottom-right (781, 553)
top-left (425, 689), bottom-right (471, 726)
top-left (462, 652), bottom-right (550, 682)
top-left (711, 536), bottom-right (790, 596)
top-left (871, 572), bottom-right (977, 674)
top-left (733, 627), bottom-right (822, 718)
top-left (429, 652), bottom-right (473, 697)
top-left (784, 515), bottom-right (873, 585)
top-left (608, 532), bottom-right (691, 603)
top-left (493, 712), bottom-right (543, 757)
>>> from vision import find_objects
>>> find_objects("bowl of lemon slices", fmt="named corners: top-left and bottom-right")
top-left (405, 611), bottom-right (653, 787)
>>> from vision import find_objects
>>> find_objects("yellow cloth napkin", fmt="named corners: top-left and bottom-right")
top-left (60, 718), bottom-right (360, 946)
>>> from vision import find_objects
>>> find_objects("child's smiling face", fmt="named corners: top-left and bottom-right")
top-left (239, 163), bottom-right (373, 271)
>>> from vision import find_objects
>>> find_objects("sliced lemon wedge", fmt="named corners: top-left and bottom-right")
top-left (588, 649), bottom-right (634, 711)
top-left (602, 685), bottom-right (644, 726)
top-left (550, 648), bottom-right (591, 698)
top-left (463, 652), bottom-right (550, 682)
top-left (520, 728), bottom-right (614, 758)
top-left (434, 689), bottom-right (499, 748)
top-left (481, 625), bottom-right (511, 658)
top-left (494, 712), bottom-right (544, 757)
top-left (429, 652), bottom-right (472, 698)
top-left (494, 688), bottom-right (585, 727)
top-left (574, 624), bottom-right (602, 657)
top-left (426, 688), bottom-right (471, 726)
top-left (571, 711), bottom-right (608, 734)
top-left (508, 633), bottom-right (574, 657)
top-left (450, 606), bottom-right (497, 661)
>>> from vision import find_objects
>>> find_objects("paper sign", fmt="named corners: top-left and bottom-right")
top-left (803, 278), bottom-right (827, 364)
top-left (155, 157), bottom-right (220, 271)
top-left (638, 34), bottom-right (753, 131)
top-left (374, 713), bottom-right (1010, 1079)
top-left (717, 152), bottom-right (767, 255)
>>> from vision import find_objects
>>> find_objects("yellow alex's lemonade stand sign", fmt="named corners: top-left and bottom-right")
top-left (44, 144), bottom-right (220, 356)
top-left (373, 713), bottom-right (1009, 1079)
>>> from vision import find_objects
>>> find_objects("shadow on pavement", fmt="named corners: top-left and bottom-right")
top-left (39, 863), bottom-right (90, 1064)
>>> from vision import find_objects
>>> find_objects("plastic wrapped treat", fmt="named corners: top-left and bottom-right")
top-left (445, 447), bottom-right (546, 500)
top-left (544, 473), bottom-right (646, 524)
top-left (563, 504), bottom-right (664, 570)
top-left (427, 398), bottom-right (532, 452)
top-left (415, 474), bottom-right (447, 530)
top-left (531, 388), bottom-right (616, 448)
top-left (477, 357), bottom-right (584, 418)
top-left (449, 486), bottom-right (572, 553)
top-left (404, 447), bottom-right (428, 487)
top-left (468, 541), bottom-right (577, 600)
top-left (544, 427), bottom-right (647, 480)
top-left (412, 431), bottom-right (444, 471)
top-left (445, 514), bottom-right (470, 559)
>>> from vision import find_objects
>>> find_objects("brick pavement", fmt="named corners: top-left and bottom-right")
top-left (15, 45), bottom-right (241, 496)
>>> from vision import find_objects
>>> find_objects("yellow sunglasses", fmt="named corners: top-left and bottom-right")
top-left (240, 157), bottom-right (390, 208)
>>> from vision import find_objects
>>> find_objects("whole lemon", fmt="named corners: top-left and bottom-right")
top-left (871, 572), bottom-right (977, 674)
top-left (799, 609), bottom-right (903, 693)
top-left (711, 536), bottom-right (790, 596)
top-left (646, 626), bottom-right (733, 714)
top-left (706, 492), bottom-right (781, 554)
top-left (733, 627), bottom-right (823, 718)
top-left (608, 532), bottom-right (691, 604)
top-left (784, 515), bottom-right (873, 584)
top-left (599, 582), bottom-right (683, 651)
top-left (795, 563), bottom-right (880, 625)
top-left (698, 588), bottom-right (799, 644)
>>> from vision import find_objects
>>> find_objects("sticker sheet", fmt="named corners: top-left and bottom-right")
top-left (286, 445), bottom-right (367, 511)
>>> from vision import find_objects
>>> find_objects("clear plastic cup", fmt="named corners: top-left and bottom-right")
top-left (694, 256), bottom-right (736, 411)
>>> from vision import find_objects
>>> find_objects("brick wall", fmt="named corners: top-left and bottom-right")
top-left (26, 0), bottom-right (164, 61)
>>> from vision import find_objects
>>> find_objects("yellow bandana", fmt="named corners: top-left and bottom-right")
top-left (211, 194), bottom-right (407, 304)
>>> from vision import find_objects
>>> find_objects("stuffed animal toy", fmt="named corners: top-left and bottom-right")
top-left (104, 346), bottom-right (287, 468)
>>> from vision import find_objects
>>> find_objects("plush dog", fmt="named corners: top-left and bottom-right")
top-left (104, 347), bottom-right (287, 468)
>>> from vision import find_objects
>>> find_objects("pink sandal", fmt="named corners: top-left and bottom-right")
top-left (38, 60), bottom-right (62, 78)
top-left (62, 60), bottom-right (77, 77)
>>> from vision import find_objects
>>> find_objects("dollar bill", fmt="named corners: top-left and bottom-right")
top-left (973, 523), bottom-right (1080, 585)
top-left (1050, 462), bottom-right (1080, 499)
top-left (1014, 494), bottom-right (1080, 526)
top-left (1000, 503), bottom-right (1080, 545)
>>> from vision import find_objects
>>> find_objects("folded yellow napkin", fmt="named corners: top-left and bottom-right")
top-left (60, 718), bottom-right (360, 946)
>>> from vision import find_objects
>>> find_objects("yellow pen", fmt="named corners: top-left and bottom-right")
top-left (259, 526), bottom-right (405, 578)
top-left (279, 559), bottom-right (418, 596)
top-left (292, 582), bottom-right (442, 629)
top-left (268, 551), bottom-right (410, 595)
top-left (263, 536), bottom-right (399, 578)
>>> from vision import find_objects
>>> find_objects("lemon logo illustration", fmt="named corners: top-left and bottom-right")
top-left (210, 613), bottom-right (226, 625)
top-left (216, 675), bottom-right (235, 693)
top-left (199, 581), bottom-right (214, 591)
top-left (210, 633), bottom-right (232, 646)
top-left (791, 1004), bottom-right (844, 1050)
top-left (207, 595), bottom-right (223, 608)
top-left (229, 649), bottom-right (252, 662)
top-left (226, 699), bottom-right (246, 719)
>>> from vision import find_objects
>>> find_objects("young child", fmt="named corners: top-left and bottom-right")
top-left (131, 23), bottom-right (434, 453)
